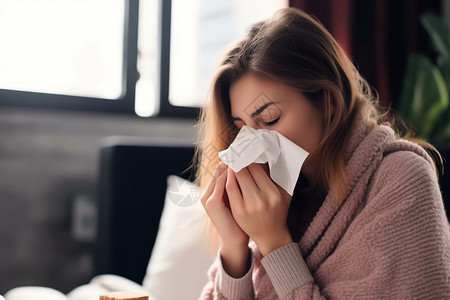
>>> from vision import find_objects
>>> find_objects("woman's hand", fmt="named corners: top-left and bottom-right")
top-left (200, 162), bottom-right (250, 278)
top-left (226, 163), bottom-right (294, 256)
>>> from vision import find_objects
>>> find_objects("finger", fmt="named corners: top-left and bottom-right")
top-left (274, 181), bottom-right (293, 205)
top-left (226, 167), bottom-right (245, 213)
top-left (200, 162), bottom-right (227, 207)
top-left (210, 168), bottom-right (228, 201)
top-left (246, 163), bottom-right (275, 192)
top-left (233, 166), bottom-right (259, 200)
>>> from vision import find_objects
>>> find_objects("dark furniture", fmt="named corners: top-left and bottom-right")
top-left (94, 136), bottom-right (195, 284)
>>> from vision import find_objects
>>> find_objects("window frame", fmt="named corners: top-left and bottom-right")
top-left (157, 0), bottom-right (200, 119)
top-left (0, 0), bottom-right (201, 118)
top-left (0, 0), bottom-right (139, 115)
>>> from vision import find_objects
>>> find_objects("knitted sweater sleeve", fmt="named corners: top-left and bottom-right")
top-left (262, 151), bottom-right (450, 299)
top-left (199, 249), bottom-right (256, 300)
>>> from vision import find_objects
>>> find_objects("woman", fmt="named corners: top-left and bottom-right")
top-left (195, 7), bottom-right (450, 299)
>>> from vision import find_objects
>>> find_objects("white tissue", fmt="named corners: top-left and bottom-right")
top-left (218, 125), bottom-right (309, 195)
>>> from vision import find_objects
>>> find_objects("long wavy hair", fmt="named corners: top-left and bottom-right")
top-left (193, 7), bottom-right (440, 207)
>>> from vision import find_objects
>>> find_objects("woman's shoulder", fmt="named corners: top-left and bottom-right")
top-left (382, 145), bottom-right (435, 178)
top-left (366, 140), bottom-right (442, 209)
top-left (375, 142), bottom-right (437, 187)
top-left (355, 143), bottom-right (448, 242)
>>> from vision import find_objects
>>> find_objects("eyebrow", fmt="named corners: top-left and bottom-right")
top-left (231, 101), bottom-right (278, 121)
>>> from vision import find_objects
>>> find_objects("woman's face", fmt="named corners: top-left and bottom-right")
top-left (229, 72), bottom-right (325, 181)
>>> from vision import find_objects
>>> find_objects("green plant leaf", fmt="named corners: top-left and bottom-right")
top-left (435, 58), bottom-right (450, 144)
top-left (421, 12), bottom-right (450, 60)
top-left (399, 54), bottom-right (449, 139)
top-left (438, 57), bottom-right (450, 92)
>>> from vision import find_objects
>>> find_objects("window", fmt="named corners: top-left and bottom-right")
top-left (0, 0), bottom-right (138, 114)
top-left (169, 0), bottom-right (287, 108)
top-left (0, 0), bottom-right (286, 117)
top-left (0, 0), bottom-right (124, 99)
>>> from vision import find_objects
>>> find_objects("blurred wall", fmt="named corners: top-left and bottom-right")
top-left (0, 107), bottom-right (196, 294)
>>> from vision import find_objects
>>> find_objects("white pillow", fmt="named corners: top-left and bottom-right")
top-left (142, 175), bottom-right (215, 300)
top-left (4, 287), bottom-right (67, 300)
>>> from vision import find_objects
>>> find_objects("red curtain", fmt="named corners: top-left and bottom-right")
top-left (290, 0), bottom-right (351, 56)
top-left (289, 0), bottom-right (441, 110)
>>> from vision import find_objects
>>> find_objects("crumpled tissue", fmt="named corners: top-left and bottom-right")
top-left (218, 125), bottom-right (309, 195)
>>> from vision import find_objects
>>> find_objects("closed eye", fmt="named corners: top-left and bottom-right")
top-left (263, 117), bottom-right (280, 127)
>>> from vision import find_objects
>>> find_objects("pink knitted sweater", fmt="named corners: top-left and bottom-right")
top-left (199, 117), bottom-right (450, 299)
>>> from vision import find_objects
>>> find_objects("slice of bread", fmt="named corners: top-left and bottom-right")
top-left (99, 291), bottom-right (148, 300)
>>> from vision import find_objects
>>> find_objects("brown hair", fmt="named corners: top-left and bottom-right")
top-left (194, 7), bottom-right (440, 207)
